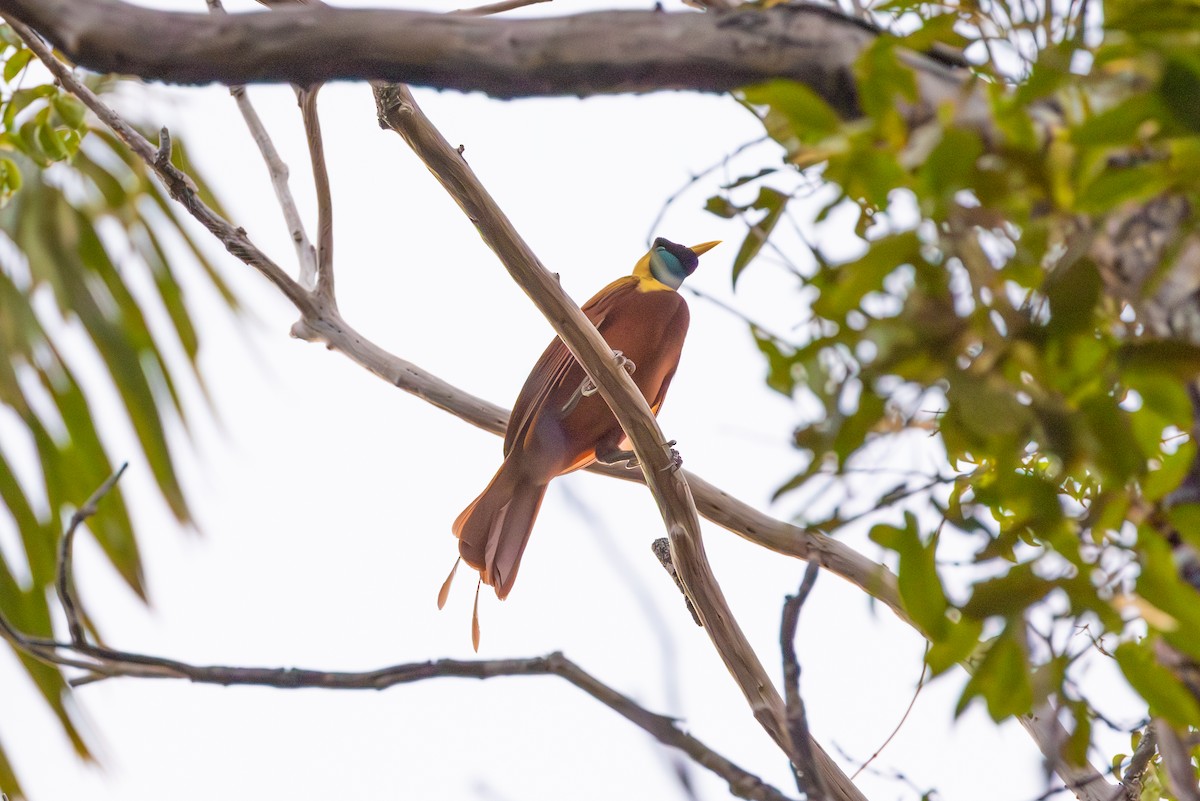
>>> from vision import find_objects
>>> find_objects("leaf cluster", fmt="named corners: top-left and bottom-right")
top-left (0, 31), bottom-right (239, 798)
top-left (720, 0), bottom-right (1200, 782)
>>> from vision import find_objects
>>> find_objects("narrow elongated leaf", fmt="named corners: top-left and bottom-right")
top-left (732, 187), bottom-right (788, 287)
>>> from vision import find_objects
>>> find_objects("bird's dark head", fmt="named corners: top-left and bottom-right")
top-left (645, 237), bottom-right (720, 289)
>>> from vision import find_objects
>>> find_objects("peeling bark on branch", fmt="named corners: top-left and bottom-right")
top-left (2, 0), bottom-right (976, 124)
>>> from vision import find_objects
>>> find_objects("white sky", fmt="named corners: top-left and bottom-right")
top-left (0, 2), bottom-right (1142, 800)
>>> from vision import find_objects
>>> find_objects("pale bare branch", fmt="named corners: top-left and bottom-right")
top-left (232, 84), bottom-right (320, 288)
top-left (298, 85), bottom-right (335, 303)
top-left (210, 0), bottom-right (319, 287)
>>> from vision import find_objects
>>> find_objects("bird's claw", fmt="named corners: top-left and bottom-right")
top-left (614, 350), bottom-right (636, 376)
top-left (573, 350), bottom-right (635, 405)
top-left (661, 440), bottom-right (682, 472)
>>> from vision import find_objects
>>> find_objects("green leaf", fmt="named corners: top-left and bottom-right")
top-left (1115, 640), bottom-right (1200, 728)
top-left (957, 624), bottom-right (1034, 721)
top-left (0, 156), bottom-right (22, 206)
top-left (1076, 162), bottom-right (1173, 213)
top-left (0, 732), bottom-right (26, 801)
top-left (50, 93), bottom-right (87, 130)
top-left (2, 46), bottom-right (31, 82)
top-left (741, 80), bottom-right (842, 143)
top-left (3, 84), bottom-right (55, 132)
top-left (37, 122), bottom-right (70, 162)
top-left (1044, 258), bottom-right (1101, 339)
top-left (704, 195), bottom-right (742, 219)
top-left (731, 186), bottom-right (788, 287)
top-left (1079, 394), bottom-right (1145, 483)
top-left (920, 128), bottom-right (984, 202)
top-left (1137, 529), bottom-right (1200, 662)
top-left (1119, 341), bottom-right (1200, 378)
top-left (962, 563), bottom-right (1056, 620)
top-left (1141, 440), bottom-right (1195, 501)
top-left (1072, 94), bottom-right (1164, 148)
top-left (870, 512), bottom-right (948, 638)
top-left (926, 615), bottom-right (983, 676)
top-left (752, 327), bottom-right (798, 395)
top-left (812, 230), bottom-right (920, 318)
top-left (1161, 58), bottom-right (1200, 132)
top-left (0, 77), bottom-right (242, 792)
top-left (0, 23), bottom-right (23, 48)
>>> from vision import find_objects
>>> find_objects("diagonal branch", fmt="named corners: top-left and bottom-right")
top-left (365, 80), bottom-right (882, 799)
top-left (232, 84), bottom-right (320, 287)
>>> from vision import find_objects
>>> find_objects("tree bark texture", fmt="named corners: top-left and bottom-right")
top-left (2, 0), bottom-right (974, 123)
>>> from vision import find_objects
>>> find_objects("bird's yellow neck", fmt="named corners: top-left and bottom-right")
top-left (632, 252), bottom-right (677, 292)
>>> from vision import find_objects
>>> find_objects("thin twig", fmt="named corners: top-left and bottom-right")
top-left (231, 82), bottom-right (319, 286)
top-left (56, 463), bottom-right (128, 645)
top-left (644, 135), bottom-right (769, 246)
top-left (850, 643), bottom-right (929, 780)
top-left (453, 0), bottom-right (551, 15)
top-left (780, 562), bottom-right (828, 801)
top-left (214, 0), bottom-right (319, 286)
top-left (298, 85), bottom-right (335, 303)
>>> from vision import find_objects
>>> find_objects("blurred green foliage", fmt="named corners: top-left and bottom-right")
top-left (721, 0), bottom-right (1200, 791)
top-left (0, 27), bottom-right (237, 798)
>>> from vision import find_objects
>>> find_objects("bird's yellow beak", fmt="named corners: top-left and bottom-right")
top-left (689, 240), bottom-right (721, 256)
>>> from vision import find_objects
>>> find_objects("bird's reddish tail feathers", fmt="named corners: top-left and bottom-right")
top-left (452, 462), bottom-right (548, 600)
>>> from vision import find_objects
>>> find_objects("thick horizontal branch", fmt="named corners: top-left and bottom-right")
top-left (4, 0), bottom-right (976, 123)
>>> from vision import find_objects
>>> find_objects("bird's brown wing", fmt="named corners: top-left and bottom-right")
top-left (503, 275), bottom-right (640, 456)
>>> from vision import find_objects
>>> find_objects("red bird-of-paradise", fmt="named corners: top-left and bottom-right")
top-left (439, 237), bottom-right (720, 649)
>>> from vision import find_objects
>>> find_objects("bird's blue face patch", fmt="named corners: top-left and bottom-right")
top-left (649, 246), bottom-right (686, 289)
